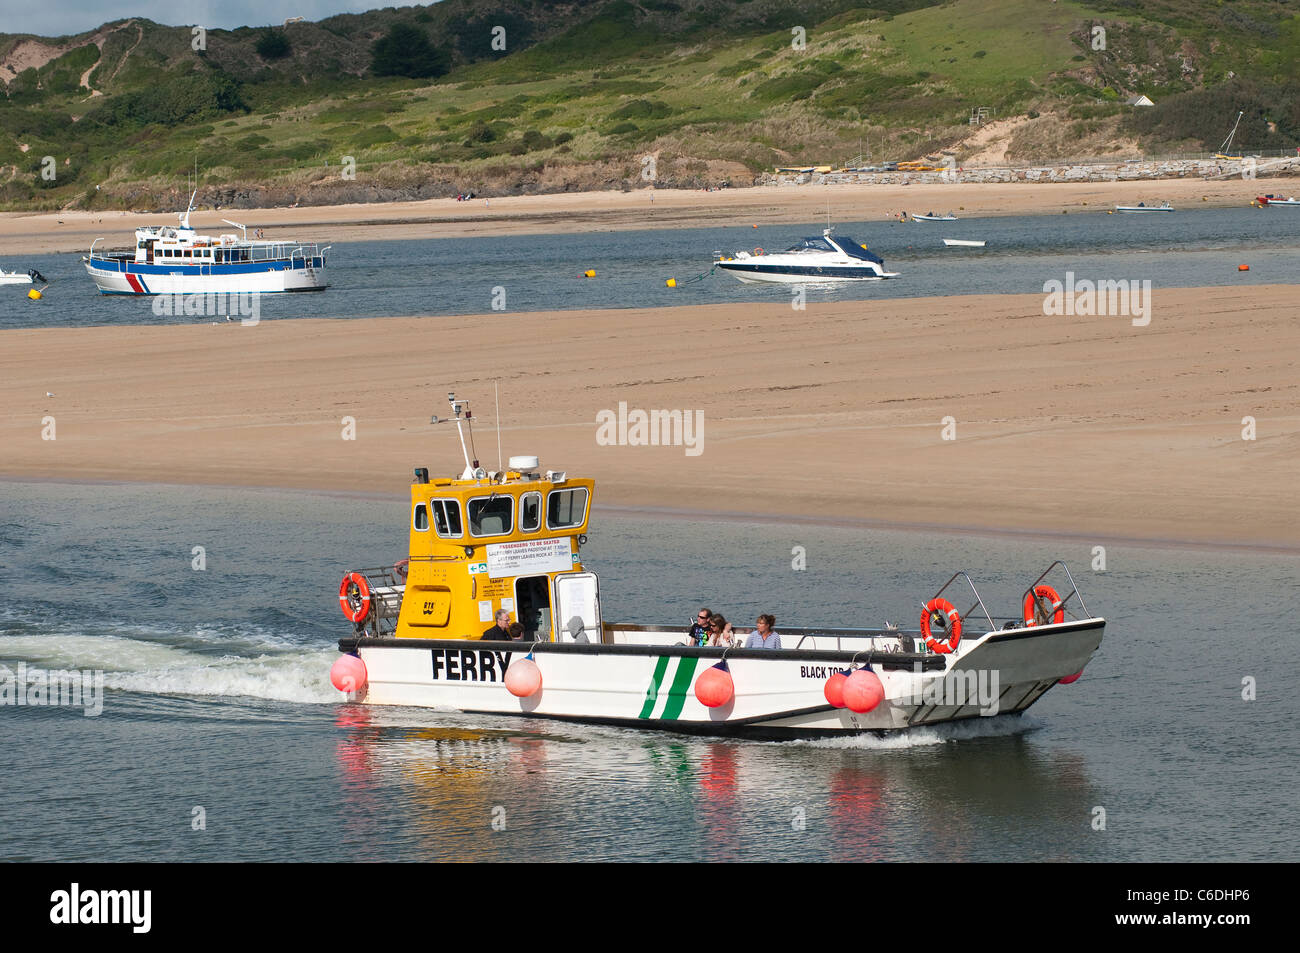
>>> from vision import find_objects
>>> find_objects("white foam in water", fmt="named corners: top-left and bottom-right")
top-left (0, 633), bottom-right (338, 705)
top-left (791, 713), bottom-right (1042, 750)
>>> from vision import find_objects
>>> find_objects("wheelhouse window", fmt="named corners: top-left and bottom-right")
top-left (468, 495), bottom-right (513, 537)
top-left (413, 503), bottom-right (429, 531)
top-left (519, 492), bottom-right (542, 533)
top-left (431, 499), bottom-right (463, 538)
top-left (546, 487), bottom-right (588, 530)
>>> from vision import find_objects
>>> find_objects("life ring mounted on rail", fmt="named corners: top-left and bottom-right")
top-left (753, 247), bottom-right (764, 256)
top-left (920, 597), bottom-right (961, 654)
top-left (1023, 585), bottom-right (1065, 626)
top-left (339, 571), bottom-right (372, 624)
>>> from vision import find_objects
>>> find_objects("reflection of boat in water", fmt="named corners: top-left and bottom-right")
top-left (330, 394), bottom-right (1104, 739)
top-left (1115, 202), bottom-right (1173, 213)
top-left (714, 228), bottom-right (899, 283)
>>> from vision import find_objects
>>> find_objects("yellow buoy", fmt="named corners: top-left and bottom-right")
top-left (584, 269), bottom-right (595, 278)
top-left (666, 278), bottom-right (676, 287)
top-left (27, 288), bottom-right (42, 300)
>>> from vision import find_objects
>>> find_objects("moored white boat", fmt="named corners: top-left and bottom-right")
top-left (1115, 202), bottom-right (1174, 213)
top-left (1256, 194), bottom-right (1300, 206)
top-left (82, 191), bottom-right (329, 295)
top-left (0, 267), bottom-right (45, 286)
top-left (714, 228), bottom-right (898, 283)
top-left (911, 211), bottom-right (957, 221)
top-left (330, 396), bottom-right (1104, 739)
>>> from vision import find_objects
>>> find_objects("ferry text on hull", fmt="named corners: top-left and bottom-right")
top-left (329, 396), bottom-right (1104, 740)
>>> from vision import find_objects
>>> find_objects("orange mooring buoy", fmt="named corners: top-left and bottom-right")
top-left (1238, 264), bottom-right (1250, 272)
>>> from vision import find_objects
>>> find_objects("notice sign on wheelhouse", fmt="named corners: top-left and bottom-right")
top-left (487, 537), bottom-right (573, 578)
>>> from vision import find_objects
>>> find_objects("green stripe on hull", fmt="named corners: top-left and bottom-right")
top-left (638, 655), bottom-right (671, 719)
top-left (660, 657), bottom-right (700, 720)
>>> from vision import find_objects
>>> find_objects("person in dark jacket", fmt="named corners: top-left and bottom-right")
top-left (482, 609), bottom-right (511, 640)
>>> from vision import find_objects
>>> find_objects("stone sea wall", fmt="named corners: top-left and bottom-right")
top-left (763, 156), bottom-right (1300, 187)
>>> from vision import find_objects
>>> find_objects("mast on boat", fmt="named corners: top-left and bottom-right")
top-left (1218, 110), bottom-right (1244, 157)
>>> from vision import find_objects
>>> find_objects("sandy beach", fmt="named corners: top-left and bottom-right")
top-left (3, 284), bottom-right (1295, 550)
top-left (0, 177), bottom-right (1269, 256)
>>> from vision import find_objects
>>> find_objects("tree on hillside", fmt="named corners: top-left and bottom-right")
top-left (371, 23), bottom-right (452, 79)
top-left (256, 29), bottom-right (292, 60)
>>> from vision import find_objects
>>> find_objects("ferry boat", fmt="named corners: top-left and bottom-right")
top-left (82, 192), bottom-right (329, 295)
top-left (329, 395), bottom-right (1106, 739)
top-left (714, 228), bottom-right (899, 284)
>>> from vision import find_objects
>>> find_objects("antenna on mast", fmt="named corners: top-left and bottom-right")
top-left (494, 381), bottom-right (503, 475)
top-left (441, 393), bottom-right (484, 480)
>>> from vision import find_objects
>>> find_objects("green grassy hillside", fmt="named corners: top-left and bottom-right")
top-left (1, 0), bottom-right (1296, 210)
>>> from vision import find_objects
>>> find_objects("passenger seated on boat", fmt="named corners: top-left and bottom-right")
top-left (565, 616), bottom-right (590, 644)
top-left (707, 614), bottom-right (735, 647)
top-left (508, 623), bottom-right (524, 641)
top-left (687, 608), bottom-right (713, 646)
top-left (482, 609), bottom-right (511, 640)
top-left (744, 615), bottom-right (781, 649)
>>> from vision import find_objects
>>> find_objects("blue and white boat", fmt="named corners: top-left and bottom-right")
top-left (715, 228), bottom-right (899, 283)
top-left (83, 192), bottom-right (329, 295)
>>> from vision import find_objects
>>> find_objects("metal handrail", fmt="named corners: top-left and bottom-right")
top-left (1022, 560), bottom-right (1090, 622)
top-left (925, 570), bottom-right (996, 635)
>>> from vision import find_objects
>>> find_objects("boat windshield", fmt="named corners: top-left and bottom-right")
top-left (832, 236), bottom-right (884, 265)
top-left (784, 237), bottom-right (837, 254)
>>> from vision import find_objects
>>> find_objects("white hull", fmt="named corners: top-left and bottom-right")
top-left (718, 265), bottom-right (897, 284)
top-left (911, 214), bottom-right (957, 222)
top-left (1, 271), bottom-right (33, 285)
top-left (1115, 206), bottom-right (1173, 213)
top-left (341, 618), bottom-right (1104, 738)
top-left (83, 261), bottom-right (327, 294)
top-left (943, 239), bottom-right (986, 247)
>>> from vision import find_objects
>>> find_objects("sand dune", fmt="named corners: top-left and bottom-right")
top-left (2, 285), bottom-right (1294, 550)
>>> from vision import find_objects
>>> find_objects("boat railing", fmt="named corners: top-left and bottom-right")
top-left (925, 570), bottom-right (997, 636)
top-left (344, 564), bottom-right (408, 639)
top-left (1021, 560), bottom-right (1090, 623)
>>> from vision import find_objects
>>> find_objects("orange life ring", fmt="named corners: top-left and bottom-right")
top-left (393, 558), bottom-right (410, 581)
top-left (339, 571), bottom-right (371, 623)
top-left (1023, 585), bottom-right (1065, 626)
top-left (920, 598), bottom-right (961, 653)
top-left (753, 247), bottom-right (764, 256)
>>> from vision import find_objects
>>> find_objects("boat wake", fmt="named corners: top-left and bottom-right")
top-left (0, 629), bottom-right (337, 705)
top-left (790, 713), bottom-right (1043, 749)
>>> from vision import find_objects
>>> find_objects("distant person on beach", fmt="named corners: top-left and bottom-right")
top-left (687, 608), bottom-right (712, 646)
top-left (482, 609), bottom-right (511, 640)
top-left (745, 614), bottom-right (781, 649)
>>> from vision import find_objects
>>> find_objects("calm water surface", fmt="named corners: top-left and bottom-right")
top-left (3, 205), bottom-right (1296, 328)
top-left (1, 481), bottom-right (1295, 861)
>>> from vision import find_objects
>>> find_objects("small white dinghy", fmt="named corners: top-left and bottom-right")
top-left (1, 267), bottom-right (47, 286)
top-left (911, 211), bottom-right (958, 221)
top-left (1115, 202), bottom-right (1174, 213)
top-left (942, 239), bottom-right (986, 247)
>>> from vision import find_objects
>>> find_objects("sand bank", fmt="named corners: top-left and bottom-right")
top-left (2, 285), bottom-right (1295, 550)
top-left (0, 177), bottom-right (1270, 256)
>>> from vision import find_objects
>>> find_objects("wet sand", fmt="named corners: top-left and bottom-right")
top-left (2, 284), bottom-right (1294, 550)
